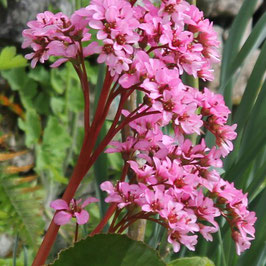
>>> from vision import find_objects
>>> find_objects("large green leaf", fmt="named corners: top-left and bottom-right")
top-left (51, 234), bottom-right (165, 266)
top-left (0, 47), bottom-right (27, 70)
top-left (167, 257), bottom-right (214, 266)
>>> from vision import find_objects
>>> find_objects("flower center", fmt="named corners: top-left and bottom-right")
top-left (116, 34), bottom-right (126, 45)
top-left (103, 44), bottom-right (114, 54)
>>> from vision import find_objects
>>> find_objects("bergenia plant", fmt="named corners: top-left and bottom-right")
top-left (22, 0), bottom-right (256, 264)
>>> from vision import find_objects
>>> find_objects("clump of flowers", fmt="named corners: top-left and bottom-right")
top-left (23, 0), bottom-right (256, 261)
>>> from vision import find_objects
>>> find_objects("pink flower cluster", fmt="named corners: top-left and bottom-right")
top-left (23, 0), bottom-right (256, 256)
top-left (22, 10), bottom-right (100, 68)
top-left (99, 65), bottom-right (254, 254)
top-left (23, 0), bottom-right (218, 81)
top-left (102, 108), bottom-right (256, 253)
top-left (75, 0), bottom-right (219, 81)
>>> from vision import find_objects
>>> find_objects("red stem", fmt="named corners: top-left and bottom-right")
top-left (32, 69), bottom-right (158, 265)
top-left (117, 213), bottom-right (167, 234)
top-left (108, 208), bottom-right (123, 233)
top-left (32, 135), bottom-right (92, 266)
top-left (79, 44), bottom-right (91, 133)
top-left (90, 203), bottom-right (117, 236)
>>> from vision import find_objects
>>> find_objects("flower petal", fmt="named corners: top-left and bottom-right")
top-left (54, 211), bottom-right (72, 225)
top-left (50, 199), bottom-right (69, 210)
top-left (75, 210), bottom-right (89, 225)
top-left (81, 197), bottom-right (99, 208)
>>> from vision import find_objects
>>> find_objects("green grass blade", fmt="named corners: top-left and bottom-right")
top-left (93, 64), bottom-right (108, 219)
top-left (13, 234), bottom-right (19, 266)
top-left (247, 160), bottom-right (266, 202)
top-left (93, 122), bottom-right (109, 220)
top-left (225, 79), bottom-right (266, 181)
top-left (220, 0), bottom-right (260, 87)
top-left (219, 13), bottom-right (266, 106)
top-left (237, 190), bottom-right (266, 266)
top-left (240, 79), bottom-right (266, 155)
top-left (233, 41), bottom-right (266, 133)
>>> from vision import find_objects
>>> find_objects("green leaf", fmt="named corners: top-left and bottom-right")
top-left (51, 234), bottom-right (165, 266)
top-left (0, 47), bottom-right (27, 70)
top-left (92, 64), bottom-right (108, 219)
top-left (49, 166), bottom-right (68, 184)
top-left (85, 61), bottom-right (98, 85)
top-left (1, 68), bottom-right (39, 110)
top-left (0, 210), bottom-right (8, 218)
top-left (233, 41), bottom-right (266, 133)
top-left (93, 122), bottom-right (109, 219)
top-left (219, 0), bottom-right (260, 110)
top-left (220, 0), bottom-right (260, 86)
top-left (67, 79), bottom-right (84, 112)
top-left (50, 97), bottom-right (66, 117)
top-left (28, 65), bottom-right (51, 88)
top-left (1, 68), bottom-right (28, 91)
top-left (0, 0), bottom-right (7, 8)
top-left (167, 256), bottom-right (215, 266)
top-left (219, 12), bottom-right (266, 106)
top-left (0, 170), bottom-right (44, 249)
top-left (36, 116), bottom-right (71, 177)
top-left (18, 109), bottom-right (41, 147)
top-left (51, 68), bottom-right (66, 94)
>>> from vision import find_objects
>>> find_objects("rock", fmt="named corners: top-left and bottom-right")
top-left (0, 0), bottom-right (72, 45)
top-left (0, 234), bottom-right (13, 258)
top-left (198, 0), bottom-right (264, 18)
top-left (232, 49), bottom-right (261, 105)
top-left (207, 24), bottom-right (260, 105)
top-left (197, 0), bottom-right (243, 17)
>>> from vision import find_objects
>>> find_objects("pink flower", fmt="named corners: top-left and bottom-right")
top-left (168, 230), bottom-right (198, 252)
top-left (50, 197), bottom-right (98, 225)
top-left (232, 231), bottom-right (253, 255)
top-left (100, 181), bottom-right (147, 208)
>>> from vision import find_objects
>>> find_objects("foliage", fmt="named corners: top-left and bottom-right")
top-left (0, 136), bottom-right (43, 249)
top-left (51, 234), bottom-right (165, 266)
top-left (1, 61), bottom-right (98, 189)
top-left (0, 51), bottom-right (98, 263)
top-left (0, 0), bottom-right (7, 8)
top-left (167, 257), bottom-right (214, 266)
top-left (0, 47), bottom-right (27, 70)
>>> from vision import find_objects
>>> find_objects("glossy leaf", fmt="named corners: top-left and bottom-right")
top-left (51, 234), bottom-right (165, 266)
top-left (167, 256), bottom-right (214, 266)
